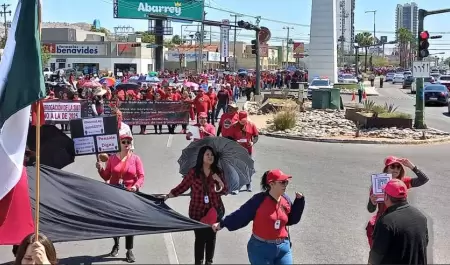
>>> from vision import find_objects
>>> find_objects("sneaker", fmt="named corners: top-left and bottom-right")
top-left (110, 245), bottom-right (119, 257)
top-left (126, 250), bottom-right (136, 263)
top-left (231, 190), bottom-right (239, 195)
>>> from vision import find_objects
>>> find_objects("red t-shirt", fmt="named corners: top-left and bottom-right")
top-left (193, 94), bottom-right (212, 113)
top-left (206, 92), bottom-right (217, 106)
top-left (219, 112), bottom-right (239, 137)
top-left (229, 121), bottom-right (259, 154)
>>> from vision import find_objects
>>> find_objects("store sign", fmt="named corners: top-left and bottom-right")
top-left (220, 19), bottom-right (230, 58)
top-left (45, 44), bottom-right (107, 56)
top-left (207, 52), bottom-right (220, 62)
top-left (113, 0), bottom-right (204, 21)
top-left (166, 51), bottom-right (207, 62)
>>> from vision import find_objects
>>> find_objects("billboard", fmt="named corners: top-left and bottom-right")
top-left (293, 42), bottom-right (305, 58)
top-left (113, 0), bottom-right (204, 21)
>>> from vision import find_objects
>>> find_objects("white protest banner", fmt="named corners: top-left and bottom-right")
top-left (43, 101), bottom-right (82, 122)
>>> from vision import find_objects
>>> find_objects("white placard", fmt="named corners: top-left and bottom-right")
top-left (371, 173), bottom-right (392, 202)
top-left (187, 125), bottom-right (200, 140)
top-left (43, 101), bottom-right (82, 122)
top-left (96, 134), bottom-right (119, 153)
top-left (82, 117), bottom-right (105, 136)
top-left (73, 137), bottom-right (95, 155)
top-left (412, 61), bottom-right (430, 78)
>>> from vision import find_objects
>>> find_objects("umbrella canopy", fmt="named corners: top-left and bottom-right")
top-left (80, 80), bottom-right (102, 88)
top-left (116, 82), bottom-right (140, 90)
top-left (148, 71), bottom-right (158, 77)
top-left (178, 137), bottom-right (255, 193)
top-left (184, 81), bottom-right (199, 89)
top-left (146, 76), bottom-right (160, 82)
top-left (27, 125), bottom-right (75, 169)
top-left (99, 77), bottom-right (116, 87)
top-left (129, 76), bottom-right (140, 81)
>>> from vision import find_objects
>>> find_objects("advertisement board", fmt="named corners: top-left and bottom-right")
top-left (220, 19), bottom-right (230, 58)
top-left (113, 0), bottom-right (204, 21)
top-left (44, 44), bottom-right (107, 56)
top-left (166, 51), bottom-right (207, 62)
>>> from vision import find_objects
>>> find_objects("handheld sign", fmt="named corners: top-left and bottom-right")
top-left (69, 115), bottom-right (120, 156)
top-left (371, 173), bottom-right (392, 202)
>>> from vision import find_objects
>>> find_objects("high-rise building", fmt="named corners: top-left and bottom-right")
top-left (395, 2), bottom-right (418, 39)
top-left (335, 0), bottom-right (355, 52)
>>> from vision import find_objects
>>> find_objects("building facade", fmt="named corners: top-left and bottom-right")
top-left (395, 2), bottom-right (418, 38)
top-left (335, 0), bottom-right (355, 52)
top-left (42, 28), bottom-right (156, 75)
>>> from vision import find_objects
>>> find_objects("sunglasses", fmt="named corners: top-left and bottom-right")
top-left (389, 164), bottom-right (402, 169)
top-left (276, 180), bottom-right (289, 186)
top-left (121, 140), bottom-right (132, 145)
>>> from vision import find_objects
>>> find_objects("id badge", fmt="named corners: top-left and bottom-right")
top-left (204, 195), bottom-right (209, 204)
top-left (118, 179), bottom-right (123, 185)
top-left (274, 220), bottom-right (281, 230)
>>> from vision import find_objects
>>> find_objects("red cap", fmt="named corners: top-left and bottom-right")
top-left (382, 179), bottom-right (408, 198)
top-left (266, 169), bottom-right (292, 183)
top-left (198, 112), bottom-right (208, 118)
top-left (120, 134), bottom-right (133, 140)
top-left (384, 156), bottom-right (402, 167)
top-left (238, 111), bottom-right (248, 121)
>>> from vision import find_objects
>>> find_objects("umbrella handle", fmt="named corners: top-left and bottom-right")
top-left (214, 183), bottom-right (223, 193)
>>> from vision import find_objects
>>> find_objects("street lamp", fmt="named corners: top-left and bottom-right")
top-left (365, 10), bottom-right (377, 44)
top-left (283, 27), bottom-right (294, 66)
top-left (354, 43), bottom-right (360, 76)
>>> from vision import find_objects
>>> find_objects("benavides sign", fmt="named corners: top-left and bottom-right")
top-left (44, 44), bottom-right (107, 56)
top-left (113, 0), bottom-right (204, 21)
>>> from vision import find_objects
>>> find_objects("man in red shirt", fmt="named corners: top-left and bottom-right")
top-left (186, 112), bottom-right (216, 141)
top-left (193, 88), bottom-right (212, 123)
top-left (206, 86), bottom-right (217, 126)
top-left (229, 111), bottom-right (259, 193)
top-left (217, 103), bottom-right (238, 139)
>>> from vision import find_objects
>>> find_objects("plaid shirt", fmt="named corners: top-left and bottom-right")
top-left (170, 169), bottom-right (228, 221)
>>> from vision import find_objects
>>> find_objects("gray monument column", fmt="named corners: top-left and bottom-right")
top-left (308, 0), bottom-right (338, 83)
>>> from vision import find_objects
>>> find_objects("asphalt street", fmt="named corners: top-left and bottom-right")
top-left (2, 91), bottom-right (450, 264)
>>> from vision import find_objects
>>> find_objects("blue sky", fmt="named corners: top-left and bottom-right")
top-left (6, 0), bottom-right (450, 56)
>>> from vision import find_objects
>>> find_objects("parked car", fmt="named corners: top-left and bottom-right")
top-left (402, 75), bottom-right (414, 89)
top-left (338, 74), bottom-right (358, 83)
top-left (403, 71), bottom-right (412, 76)
top-left (392, 74), bottom-right (404, 84)
top-left (410, 77), bottom-right (435, 94)
top-left (438, 75), bottom-right (450, 91)
top-left (424, 84), bottom-right (448, 106)
top-left (384, 72), bottom-right (395, 81)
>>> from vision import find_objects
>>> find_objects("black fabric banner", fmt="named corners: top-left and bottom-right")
top-left (26, 165), bottom-right (208, 243)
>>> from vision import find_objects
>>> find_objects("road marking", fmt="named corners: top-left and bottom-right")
top-left (166, 134), bottom-right (173, 148)
top-left (163, 233), bottom-right (180, 264)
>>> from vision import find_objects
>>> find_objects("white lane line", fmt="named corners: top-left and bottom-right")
top-left (163, 233), bottom-right (180, 264)
top-left (166, 134), bottom-right (173, 148)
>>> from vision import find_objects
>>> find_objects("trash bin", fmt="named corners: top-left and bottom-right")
top-left (379, 78), bottom-right (384, 88)
top-left (329, 88), bottom-right (341, 110)
top-left (312, 89), bottom-right (330, 109)
top-left (291, 82), bottom-right (299, 89)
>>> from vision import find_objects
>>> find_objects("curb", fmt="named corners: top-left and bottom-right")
top-left (339, 91), bottom-right (379, 96)
top-left (260, 132), bottom-right (450, 145)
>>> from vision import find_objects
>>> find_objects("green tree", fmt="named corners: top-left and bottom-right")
top-left (397, 28), bottom-right (414, 68)
top-left (171, 34), bottom-right (182, 45)
top-left (90, 25), bottom-right (110, 35)
top-left (355, 32), bottom-right (374, 72)
top-left (41, 45), bottom-right (51, 67)
top-left (0, 36), bottom-right (5, 49)
top-left (140, 32), bottom-right (156, 44)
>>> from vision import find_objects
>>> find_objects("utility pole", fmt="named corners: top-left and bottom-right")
top-left (339, 0), bottom-right (348, 66)
top-left (283, 27), bottom-right (293, 67)
top-left (230, 14), bottom-right (243, 71)
top-left (0, 4), bottom-right (11, 39)
top-left (365, 10), bottom-right (377, 44)
top-left (197, 11), bottom-right (206, 73)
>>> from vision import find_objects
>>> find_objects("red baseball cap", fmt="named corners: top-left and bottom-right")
top-left (120, 134), bottom-right (133, 141)
top-left (266, 169), bottom-right (292, 183)
top-left (238, 111), bottom-right (248, 121)
top-left (384, 156), bottom-right (402, 167)
top-left (382, 179), bottom-right (408, 198)
top-left (198, 112), bottom-right (208, 118)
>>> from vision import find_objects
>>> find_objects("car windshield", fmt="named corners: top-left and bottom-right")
top-left (440, 76), bottom-right (450, 81)
top-left (406, 76), bottom-right (414, 80)
top-left (425, 85), bottom-right (447, 91)
top-left (424, 77), bottom-right (433, 82)
top-left (342, 74), bottom-right (354, 79)
top-left (394, 74), bottom-right (403, 77)
top-left (311, 80), bottom-right (329, 86)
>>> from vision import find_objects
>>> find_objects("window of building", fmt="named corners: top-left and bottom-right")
top-left (73, 63), bottom-right (99, 75)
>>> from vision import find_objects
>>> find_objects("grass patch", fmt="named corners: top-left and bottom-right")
top-left (272, 104), bottom-right (297, 131)
top-left (333, 83), bottom-right (359, 90)
top-left (359, 100), bottom-right (412, 119)
top-left (377, 112), bottom-right (412, 119)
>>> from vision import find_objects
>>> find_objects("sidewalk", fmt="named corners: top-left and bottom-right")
top-left (363, 80), bottom-right (379, 96)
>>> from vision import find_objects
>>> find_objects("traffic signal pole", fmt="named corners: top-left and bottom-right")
top-left (414, 8), bottom-right (450, 129)
top-left (255, 30), bottom-right (261, 96)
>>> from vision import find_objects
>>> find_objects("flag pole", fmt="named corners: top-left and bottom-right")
top-left (34, 0), bottom-right (42, 241)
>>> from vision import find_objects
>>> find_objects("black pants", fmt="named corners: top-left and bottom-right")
top-left (154, 125), bottom-right (162, 133)
top-left (207, 107), bottom-right (215, 126)
top-left (113, 236), bottom-right (134, 250)
top-left (194, 228), bottom-right (217, 264)
top-left (182, 124), bottom-right (187, 130)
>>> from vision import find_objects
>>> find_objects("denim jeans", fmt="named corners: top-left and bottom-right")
top-left (215, 104), bottom-right (227, 120)
top-left (247, 235), bottom-right (292, 265)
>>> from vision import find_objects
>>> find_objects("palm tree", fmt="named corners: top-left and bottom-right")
top-left (397, 28), bottom-right (414, 68)
top-left (355, 32), bottom-right (374, 72)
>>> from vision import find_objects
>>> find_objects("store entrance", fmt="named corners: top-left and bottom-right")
top-left (114, 63), bottom-right (137, 76)
top-left (73, 63), bottom-right (99, 75)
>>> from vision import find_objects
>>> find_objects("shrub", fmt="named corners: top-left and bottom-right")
top-left (272, 104), bottom-right (297, 131)
top-left (378, 112), bottom-right (412, 119)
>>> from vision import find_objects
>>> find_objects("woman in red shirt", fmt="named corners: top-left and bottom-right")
top-left (365, 156), bottom-right (429, 248)
top-left (186, 112), bottom-right (216, 141)
top-left (95, 134), bottom-right (145, 263)
top-left (161, 146), bottom-right (228, 265)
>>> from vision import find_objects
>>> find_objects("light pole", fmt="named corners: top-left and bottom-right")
top-left (231, 13), bottom-right (244, 71)
top-left (283, 27), bottom-right (294, 67)
top-left (365, 10), bottom-right (377, 44)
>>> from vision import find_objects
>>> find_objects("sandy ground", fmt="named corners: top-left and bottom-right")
top-left (249, 114), bottom-right (273, 129)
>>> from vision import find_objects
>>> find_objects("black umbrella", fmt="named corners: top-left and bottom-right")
top-left (178, 137), bottom-right (255, 193)
top-left (116, 83), bottom-right (140, 90)
top-left (27, 125), bottom-right (75, 169)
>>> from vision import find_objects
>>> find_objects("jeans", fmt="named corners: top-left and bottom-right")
top-left (207, 107), bottom-right (216, 125)
top-left (194, 228), bottom-right (217, 264)
top-left (247, 236), bottom-right (292, 265)
top-left (215, 104), bottom-right (227, 120)
top-left (113, 236), bottom-right (134, 250)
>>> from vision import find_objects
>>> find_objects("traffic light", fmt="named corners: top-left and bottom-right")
top-left (251, 39), bottom-right (257, 55)
top-left (418, 31), bottom-right (430, 58)
top-left (131, 43), bottom-right (141, 48)
top-left (237, 20), bottom-right (248, 29)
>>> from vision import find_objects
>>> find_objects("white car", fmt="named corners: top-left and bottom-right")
top-left (384, 72), bottom-right (395, 81)
top-left (307, 78), bottom-right (333, 99)
top-left (43, 67), bottom-right (53, 80)
top-left (392, 74), bottom-right (404, 84)
top-left (338, 74), bottom-right (358, 83)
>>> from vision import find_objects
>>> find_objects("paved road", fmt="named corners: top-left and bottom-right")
top-left (342, 81), bottom-right (450, 132)
top-left (2, 94), bottom-right (450, 264)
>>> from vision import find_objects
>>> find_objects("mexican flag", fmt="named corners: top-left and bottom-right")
top-left (0, 0), bottom-right (46, 244)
